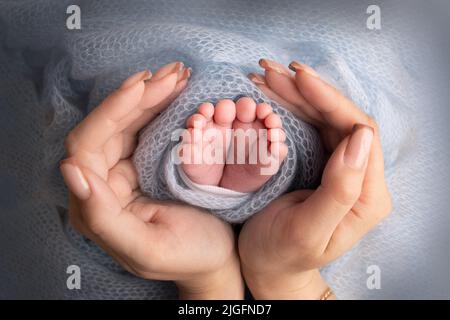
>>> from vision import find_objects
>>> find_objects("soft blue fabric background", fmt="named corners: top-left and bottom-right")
top-left (0, 0), bottom-right (449, 298)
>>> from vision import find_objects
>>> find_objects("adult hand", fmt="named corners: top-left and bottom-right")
top-left (240, 59), bottom-right (392, 299)
top-left (60, 62), bottom-right (243, 299)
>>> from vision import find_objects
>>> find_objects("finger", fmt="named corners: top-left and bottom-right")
top-left (105, 64), bottom-right (188, 162)
top-left (118, 79), bottom-right (190, 159)
top-left (61, 158), bottom-right (122, 231)
top-left (259, 59), bottom-right (324, 124)
top-left (116, 70), bottom-right (179, 132)
top-left (66, 197), bottom-right (141, 274)
top-left (290, 62), bottom-right (392, 254)
top-left (348, 131), bottom-right (391, 226)
top-left (286, 124), bottom-right (374, 248)
top-left (60, 158), bottom-right (91, 200)
top-left (67, 193), bottom-right (91, 236)
top-left (67, 194), bottom-right (125, 269)
top-left (121, 70), bottom-right (152, 89)
top-left (119, 62), bottom-right (185, 129)
top-left (66, 191), bottom-right (153, 278)
top-left (77, 165), bottom-right (160, 260)
top-left (290, 61), bottom-right (372, 133)
top-left (63, 161), bottom-right (164, 276)
top-left (83, 66), bottom-right (177, 168)
top-left (289, 61), bottom-right (385, 195)
top-left (248, 73), bottom-right (313, 123)
top-left (136, 64), bottom-right (181, 110)
top-left (66, 70), bottom-right (148, 155)
top-left (60, 158), bottom-right (107, 240)
top-left (66, 195), bottom-right (123, 259)
top-left (150, 61), bottom-right (184, 82)
top-left (122, 67), bottom-right (191, 138)
top-left (321, 140), bottom-right (392, 263)
top-left (290, 65), bottom-right (391, 211)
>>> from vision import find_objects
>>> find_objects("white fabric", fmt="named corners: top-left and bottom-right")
top-left (177, 164), bottom-right (250, 198)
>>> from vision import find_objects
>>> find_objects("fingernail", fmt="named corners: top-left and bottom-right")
top-left (60, 158), bottom-right (91, 200)
top-left (248, 72), bottom-right (266, 85)
top-left (178, 67), bottom-right (192, 82)
top-left (259, 59), bottom-right (291, 76)
top-left (149, 61), bottom-right (185, 82)
top-left (173, 61), bottom-right (185, 74)
top-left (121, 70), bottom-right (152, 89)
top-left (142, 70), bottom-right (153, 83)
top-left (142, 70), bottom-right (153, 80)
top-left (344, 124), bottom-right (374, 169)
top-left (288, 61), bottom-right (320, 78)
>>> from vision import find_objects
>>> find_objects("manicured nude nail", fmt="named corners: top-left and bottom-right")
top-left (288, 61), bottom-right (320, 78)
top-left (121, 70), bottom-right (152, 89)
top-left (141, 70), bottom-right (152, 80)
top-left (60, 158), bottom-right (91, 200)
top-left (178, 67), bottom-right (192, 82)
top-left (344, 124), bottom-right (374, 169)
top-left (150, 62), bottom-right (184, 82)
top-left (259, 59), bottom-right (291, 76)
top-left (142, 70), bottom-right (154, 83)
top-left (248, 73), bottom-right (266, 85)
top-left (172, 61), bottom-right (185, 74)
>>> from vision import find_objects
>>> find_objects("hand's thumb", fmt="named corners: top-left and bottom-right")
top-left (295, 124), bottom-right (374, 236)
top-left (60, 158), bottom-right (122, 233)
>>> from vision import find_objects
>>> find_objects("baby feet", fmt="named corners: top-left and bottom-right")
top-left (180, 97), bottom-right (288, 193)
top-left (181, 99), bottom-right (236, 186)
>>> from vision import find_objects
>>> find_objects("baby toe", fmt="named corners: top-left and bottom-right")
top-left (235, 97), bottom-right (257, 123)
top-left (187, 113), bottom-right (207, 129)
top-left (214, 99), bottom-right (236, 127)
top-left (264, 113), bottom-right (282, 129)
top-left (198, 102), bottom-right (214, 120)
top-left (256, 103), bottom-right (273, 120)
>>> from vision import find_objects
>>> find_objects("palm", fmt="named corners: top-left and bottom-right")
top-left (108, 158), bottom-right (235, 279)
top-left (239, 191), bottom-right (309, 273)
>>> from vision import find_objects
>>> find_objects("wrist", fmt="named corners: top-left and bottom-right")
top-left (244, 268), bottom-right (334, 300)
top-left (176, 254), bottom-right (244, 300)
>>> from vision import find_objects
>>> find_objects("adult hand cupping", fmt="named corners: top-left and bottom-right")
top-left (59, 58), bottom-right (391, 300)
top-left (60, 62), bottom-right (243, 299)
top-left (240, 59), bottom-right (392, 299)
